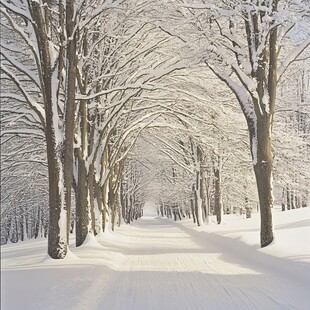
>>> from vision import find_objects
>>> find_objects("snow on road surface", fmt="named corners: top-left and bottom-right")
top-left (1, 208), bottom-right (310, 310)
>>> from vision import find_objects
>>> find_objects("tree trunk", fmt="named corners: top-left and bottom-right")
top-left (88, 165), bottom-right (96, 234)
top-left (117, 191), bottom-right (122, 227)
top-left (205, 186), bottom-right (211, 225)
top-left (46, 133), bottom-right (67, 258)
top-left (109, 177), bottom-right (116, 231)
top-left (75, 158), bottom-right (89, 247)
top-left (95, 182), bottom-right (104, 232)
top-left (160, 204), bottom-right (164, 217)
top-left (23, 212), bottom-right (28, 241)
top-left (252, 115), bottom-right (274, 247)
top-left (63, 0), bottom-right (77, 244)
top-left (75, 90), bottom-right (89, 246)
top-left (281, 187), bottom-right (286, 211)
top-left (287, 185), bottom-right (291, 210)
top-left (34, 206), bottom-right (40, 239)
top-left (29, 1), bottom-right (76, 259)
top-left (190, 198), bottom-right (196, 224)
top-left (291, 191), bottom-right (296, 209)
top-left (214, 167), bottom-right (222, 225)
top-left (200, 170), bottom-right (208, 221)
top-left (102, 181), bottom-right (108, 230)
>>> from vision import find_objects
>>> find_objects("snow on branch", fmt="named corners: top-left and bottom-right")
top-left (278, 36), bottom-right (310, 82)
top-left (1, 108), bottom-right (42, 128)
top-left (1, 93), bottom-right (27, 103)
top-left (0, 128), bottom-right (45, 138)
top-left (150, 137), bottom-right (194, 175)
top-left (0, 0), bottom-right (32, 22)
top-left (76, 83), bottom-right (152, 101)
top-left (207, 63), bottom-right (257, 119)
top-left (1, 49), bottom-right (41, 88)
top-left (78, 0), bottom-right (125, 31)
top-left (77, 60), bottom-right (186, 101)
top-left (1, 64), bottom-right (46, 127)
top-left (0, 8), bottom-right (40, 70)
top-left (180, 2), bottom-right (213, 10)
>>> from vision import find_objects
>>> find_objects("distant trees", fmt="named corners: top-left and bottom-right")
top-left (274, 58), bottom-right (310, 210)
top-left (0, 128), bottom-right (48, 244)
top-left (0, 156), bottom-right (48, 244)
top-left (124, 68), bottom-right (258, 226)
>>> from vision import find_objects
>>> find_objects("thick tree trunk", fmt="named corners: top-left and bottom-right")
top-left (88, 165), bottom-right (97, 234)
top-left (291, 191), bottom-right (296, 209)
top-left (21, 210), bottom-right (28, 241)
top-left (214, 167), bottom-right (222, 225)
top-left (193, 184), bottom-right (200, 226)
top-left (287, 185), bottom-right (291, 210)
top-left (173, 209), bottom-right (177, 221)
top-left (205, 186), bottom-right (211, 225)
top-left (194, 175), bottom-right (203, 225)
top-left (252, 116), bottom-right (274, 248)
top-left (201, 182), bottom-right (207, 221)
top-left (121, 183), bottom-right (126, 220)
top-left (109, 177), bottom-right (116, 231)
top-left (47, 147), bottom-right (66, 258)
top-left (45, 80), bottom-right (67, 257)
top-left (34, 207), bottom-right (40, 239)
top-left (41, 24), bottom-right (67, 258)
top-left (29, 0), bottom-right (76, 259)
top-left (63, 0), bottom-right (77, 243)
top-left (190, 198), bottom-right (196, 224)
top-left (177, 207), bottom-right (182, 220)
top-left (75, 158), bottom-right (89, 247)
top-left (75, 92), bottom-right (89, 246)
top-left (117, 190), bottom-right (122, 227)
top-left (95, 182), bottom-right (104, 232)
top-left (160, 204), bottom-right (164, 217)
top-left (281, 187), bottom-right (286, 211)
top-left (102, 181), bottom-right (108, 230)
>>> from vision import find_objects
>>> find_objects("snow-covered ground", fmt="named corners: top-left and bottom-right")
top-left (1, 207), bottom-right (310, 310)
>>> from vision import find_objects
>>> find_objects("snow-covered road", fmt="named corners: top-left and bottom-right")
top-left (92, 216), bottom-right (309, 310)
top-left (2, 215), bottom-right (310, 310)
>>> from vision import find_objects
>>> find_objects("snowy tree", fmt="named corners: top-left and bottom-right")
top-left (0, 0), bottom-right (126, 258)
top-left (72, 1), bottom-right (187, 244)
top-left (168, 0), bottom-right (310, 246)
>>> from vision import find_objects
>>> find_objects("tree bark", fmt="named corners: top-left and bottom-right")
top-left (281, 187), bottom-right (286, 211)
top-left (29, 0), bottom-right (77, 259)
top-left (252, 115), bottom-right (274, 247)
top-left (88, 164), bottom-right (97, 234)
top-left (287, 185), bottom-right (291, 210)
top-left (214, 167), bottom-right (222, 225)
top-left (63, 0), bottom-right (77, 242)
top-left (75, 158), bottom-right (89, 247)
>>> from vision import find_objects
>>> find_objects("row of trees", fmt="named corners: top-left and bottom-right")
top-left (1, 0), bottom-right (176, 257)
top-left (1, 0), bottom-right (309, 256)
top-left (274, 60), bottom-right (310, 210)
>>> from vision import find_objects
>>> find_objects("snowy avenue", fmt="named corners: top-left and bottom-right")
top-left (2, 207), bottom-right (310, 310)
top-left (1, 0), bottom-right (310, 309)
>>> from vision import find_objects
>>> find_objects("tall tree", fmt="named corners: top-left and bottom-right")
top-left (173, 0), bottom-right (310, 246)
